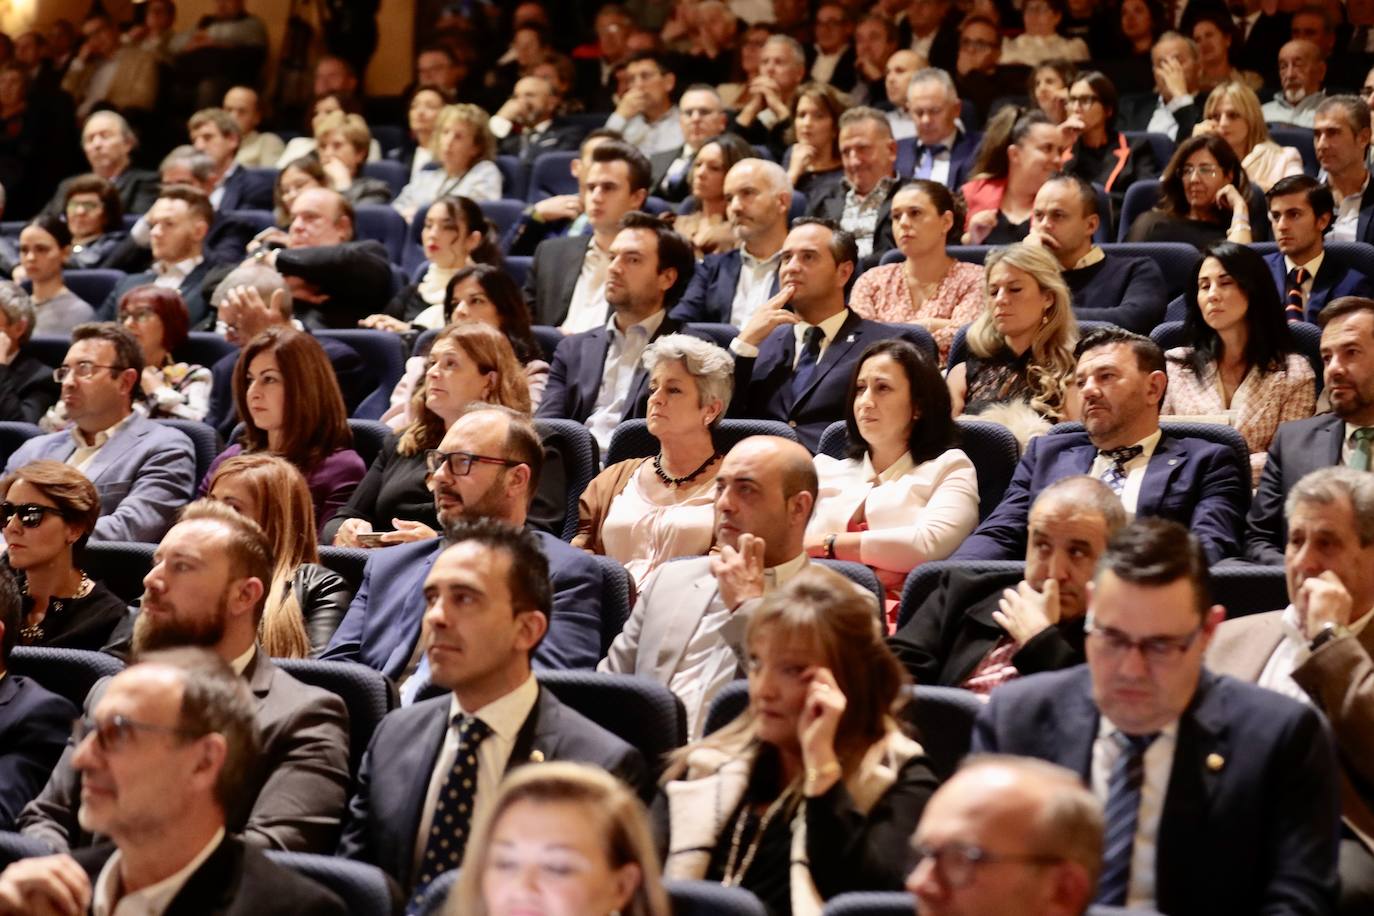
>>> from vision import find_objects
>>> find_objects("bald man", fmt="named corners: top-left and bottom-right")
top-left (671, 159), bottom-right (790, 326)
top-left (601, 435), bottom-right (831, 736)
top-left (1262, 40), bottom-right (1328, 128)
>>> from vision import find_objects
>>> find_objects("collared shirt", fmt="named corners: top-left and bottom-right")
top-left (586, 309), bottom-right (667, 454)
top-left (152, 256), bottom-right (204, 290)
top-left (729, 247), bottom-right (783, 328)
top-left (1342, 421), bottom-right (1374, 466)
top-left (605, 105), bottom-right (685, 156)
top-left (1091, 717), bottom-right (1178, 910)
top-left (1330, 172), bottom-right (1371, 243)
top-left (1087, 428), bottom-right (1163, 516)
top-left (810, 45), bottom-right (845, 85)
top-left (673, 552), bottom-right (809, 736)
top-left (209, 164), bottom-right (240, 211)
top-left (1071, 245), bottom-right (1106, 270)
top-left (229, 644), bottom-right (255, 676)
top-left (412, 674), bottom-right (540, 878)
top-left (658, 144), bottom-right (699, 194)
top-left (1259, 603), bottom-right (1374, 704)
top-left (910, 31), bottom-right (935, 60)
top-left (1283, 250), bottom-right (1325, 306)
top-left (561, 241), bottom-right (612, 334)
top-left (93, 827), bottom-right (226, 916)
top-left (1146, 93), bottom-right (1195, 140)
top-left (236, 130), bottom-right (285, 169)
top-left (916, 130), bottom-right (959, 185)
top-left (791, 307), bottom-right (851, 368)
top-left (1234, 10), bottom-right (1262, 41)
top-left (1261, 91), bottom-right (1327, 129)
top-left (68, 412), bottom-right (137, 474)
top-left (840, 175), bottom-right (896, 258)
top-left (887, 110), bottom-right (916, 142)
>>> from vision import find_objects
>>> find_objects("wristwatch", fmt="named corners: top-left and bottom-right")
top-left (1309, 622), bottom-right (1349, 652)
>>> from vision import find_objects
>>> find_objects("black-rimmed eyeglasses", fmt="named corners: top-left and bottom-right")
top-left (909, 842), bottom-right (1063, 888)
top-left (424, 449), bottom-right (524, 477)
top-left (72, 714), bottom-right (201, 753)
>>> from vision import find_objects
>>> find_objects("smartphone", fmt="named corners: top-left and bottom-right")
top-left (355, 532), bottom-right (391, 547)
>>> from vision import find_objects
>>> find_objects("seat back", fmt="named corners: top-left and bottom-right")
top-left (263, 852), bottom-right (395, 916)
top-left (1117, 179), bottom-right (1160, 241)
top-left (314, 329), bottom-right (406, 420)
top-left (1048, 419), bottom-right (1250, 482)
top-left (175, 331), bottom-right (239, 369)
top-left (84, 540), bottom-right (156, 604)
top-left (604, 418), bottom-right (800, 467)
top-left (1100, 242), bottom-right (1200, 302)
top-left (415, 869), bottom-right (460, 914)
top-left (9, 646), bottom-right (124, 709)
top-left (25, 335), bottom-right (70, 368)
top-left (1120, 131), bottom-right (1176, 171)
top-left (64, 269), bottom-right (126, 307)
top-left (898, 559), bottom-right (1025, 630)
top-left (494, 154), bottom-right (530, 201)
top-left (534, 418), bottom-right (599, 541)
top-left (1211, 564), bottom-right (1287, 618)
top-left (815, 557), bottom-right (885, 611)
top-left (531, 325), bottom-right (563, 362)
top-left (361, 160), bottom-right (408, 198)
top-left (684, 322), bottom-right (738, 348)
top-left (703, 679), bottom-right (748, 736)
top-left (1288, 321), bottom-right (1323, 393)
top-left (529, 151), bottom-right (578, 200)
top-left (821, 892), bottom-right (915, 915)
top-left (904, 684), bottom-right (981, 781)
top-left (346, 419), bottom-right (392, 469)
top-left (478, 198), bottom-right (527, 238)
top-left (156, 418), bottom-right (221, 486)
top-left (403, 202), bottom-right (429, 275)
top-left (0, 420), bottom-right (43, 466)
top-left (538, 670), bottom-right (687, 776)
top-left (667, 880), bottom-right (769, 916)
top-left (883, 322), bottom-right (938, 367)
top-left (353, 204), bottom-right (408, 264)
top-left (318, 545), bottom-right (369, 594)
top-left (593, 555), bottom-right (633, 655)
top-left (273, 659), bottom-right (398, 778)
top-left (880, 245), bottom-right (991, 268)
top-left (223, 208), bottom-right (275, 234)
top-left (504, 255), bottom-right (532, 288)
top-left (1267, 126), bottom-right (1318, 176)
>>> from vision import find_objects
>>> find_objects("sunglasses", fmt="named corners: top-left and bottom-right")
top-left (0, 502), bottom-right (64, 528)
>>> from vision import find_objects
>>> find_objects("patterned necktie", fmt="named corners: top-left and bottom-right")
top-left (915, 143), bottom-right (947, 180)
top-left (407, 715), bottom-right (493, 912)
top-left (1284, 266), bottom-right (1309, 323)
top-left (1098, 445), bottom-right (1144, 496)
top-left (1350, 427), bottom-right (1374, 471)
top-left (784, 326), bottom-right (824, 414)
top-left (1095, 731), bottom-right (1160, 907)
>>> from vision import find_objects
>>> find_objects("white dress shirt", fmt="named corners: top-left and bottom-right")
top-left (915, 130), bottom-right (959, 186)
top-left (1341, 421), bottom-right (1374, 466)
top-left (561, 241), bottom-right (612, 333)
top-left (605, 106), bottom-right (685, 156)
top-left (1258, 603), bottom-right (1374, 704)
top-left (729, 306), bottom-right (850, 360)
top-left (586, 310), bottom-right (667, 453)
top-left (810, 46), bottom-right (845, 85)
top-left (1283, 250), bottom-right (1325, 307)
top-left (1330, 172), bottom-right (1370, 243)
top-left (1087, 429), bottom-right (1163, 517)
top-left (729, 247), bottom-right (783, 328)
top-left (412, 674), bottom-right (540, 878)
top-left (152, 255), bottom-right (204, 290)
top-left (93, 827), bottom-right (226, 916)
top-left (1091, 717), bottom-right (1179, 909)
top-left (209, 164), bottom-right (239, 211)
top-left (1146, 94), bottom-right (1196, 140)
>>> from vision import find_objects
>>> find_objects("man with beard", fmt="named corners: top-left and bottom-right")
top-left (1261, 40), bottom-right (1327, 128)
top-left (952, 327), bottom-right (1250, 563)
top-left (322, 405), bottom-right (603, 702)
top-left (14, 501), bottom-right (350, 854)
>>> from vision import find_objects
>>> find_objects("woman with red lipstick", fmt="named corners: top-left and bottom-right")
top-left (662, 566), bottom-right (937, 914)
top-left (0, 460), bottom-right (125, 650)
top-left (1162, 241), bottom-right (1315, 486)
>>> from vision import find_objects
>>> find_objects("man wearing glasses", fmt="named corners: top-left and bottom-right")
top-left (974, 517), bottom-right (1341, 915)
top-left (323, 405), bottom-right (603, 699)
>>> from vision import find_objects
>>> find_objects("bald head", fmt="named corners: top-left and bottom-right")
top-left (886, 50), bottom-right (923, 107)
top-left (713, 436), bottom-right (816, 566)
top-left (1279, 39), bottom-right (1326, 101)
top-left (725, 158), bottom-right (792, 247)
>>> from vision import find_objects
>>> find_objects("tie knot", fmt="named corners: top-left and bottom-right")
top-left (455, 714), bottom-right (492, 744)
top-left (1099, 445), bottom-right (1143, 466)
top-left (921, 143), bottom-right (948, 155)
top-left (1114, 731), bottom-right (1159, 755)
top-left (1287, 266), bottom-right (1309, 285)
top-left (1355, 427), bottom-right (1374, 444)
top-left (803, 326), bottom-right (824, 347)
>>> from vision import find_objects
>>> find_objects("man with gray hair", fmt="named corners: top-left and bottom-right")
top-left (806, 106), bottom-right (899, 263)
top-left (907, 67), bottom-right (980, 188)
top-left (1211, 465), bottom-right (1374, 912)
top-left (0, 283), bottom-right (58, 424)
top-left (648, 83), bottom-right (729, 202)
top-left (1116, 32), bottom-right (1204, 139)
top-left (43, 111), bottom-right (158, 218)
top-left (1313, 96), bottom-right (1374, 244)
top-left (1262, 40), bottom-right (1328, 127)
top-left (731, 34), bottom-right (806, 158)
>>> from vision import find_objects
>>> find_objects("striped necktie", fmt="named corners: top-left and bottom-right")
top-left (1285, 266), bottom-right (1309, 322)
top-left (1095, 731), bottom-right (1160, 906)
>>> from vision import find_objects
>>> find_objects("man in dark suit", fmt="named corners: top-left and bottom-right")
top-left (1314, 96), bottom-right (1374, 245)
top-left (188, 106), bottom-right (272, 213)
top-left (1265, 175), bottom-right (1374, 322)
top-left (730, 35), bottom-right (808, 161)
top-left (907, 68), bottom-right (980, 190)
top-left (43, 111), bottom-right (159, 218)
top-left (17, 501), bottom-right (351, 855)
top-left (1247, 297), bottom-right (1374, 564)
top-left (899, 0), bottom-right (961, 73)
top-left (729, 218), bottom-right (932, 452)
top-left (952, 328), bottom-right (1249, 563)
top-left (974, 518), bottom-right (1341, 916)
top-left (338, 519), bottom-right (649, 904)
top-left (490, 75), bottom-right (584, 166)
top-left (323, 406), bottom-right (604, 697)
top-left (1223, 0), bottom-right (1291, 85)
top-left (98, 187), bottom-right (220, 327)
top-left (671, 158), bottom-right (788, 326)
top-left (536, 211), bottom-right (705, 453)
top-left (809, 2), bottom-right (859, 92)
top-left (1211, 467), bottom-right (1374, 914)
top-left (0, 567), bottom-right (77, 830)
top-left (523, 139), bottom-right (651, 330)
top-left (1116, 33), bottom-right (1206, 140)
top-left (0, 649), bottom-right (347, 915)
top-left (647, 85), bottom-right (729, 203)
top-left (805, 107), bottom-right (899, 267)
top-left (890, 475), bottom-right (1126, 691)
top-left (0, 285), bottom-right (59, 425)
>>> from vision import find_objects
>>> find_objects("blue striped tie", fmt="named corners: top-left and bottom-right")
top-left (1094, 731), bottom-right (1159, 906)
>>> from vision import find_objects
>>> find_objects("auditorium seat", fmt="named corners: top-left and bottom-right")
top-left (494, 154), bottom-right (530, 201)
top-left (1211, 563), bottom-right (1287, 618)
top-left (686, 322), bottom-right (739, 348)
top-left (346, 419), bottom-right (392, 469)
top-left (604, 418), bottom-right (801, 467)
top-left (263, 852), bottom-right (395, 916)
top-left (0, 420), bottom-right (43, 466)
top-left (319, 545), bottom-right (369, 594)
top-left (224, 208), bottom-right (275, 234)
top-left (899, 559), bottom-right (1025, 630)
top-left (415, 869), bottom-right (459, 914)
top-left (668, 880), bottom-right (769, 915)
top-left (821, 892), bottom-right (914, 915)
top-left (594, 554), bottom-right (633, 655)
top-left (478, 198), bottom-right (526, 239)
top-left (63, 269), bottom-right (126, 308)
top-left (504, 254), bottom-right (532, 288)
top-left (175, 331), bottom-right (239, 369)
top-left (157, 418), bottom-right (222, 486)
top-left (529, 151), bottom-right (579, 200)
top-left (9, 646), bottom-right (124, 709)
top-left (25, 335), bottom-right (70, 368)
top-left (538, 670), bottom-right (688, 776)
top-left (534, 417), bottom-right (598, 541)
top-left (353, 204), bottom-right (409, 264)
top-left (1121, 131), bottom-right (1176, 171)
top-left (84, 540), bottom-right (156, 603)
top-left (314, 329), bottom-right (406, 420)
top-left (361, 160), bottom-right (408, 198)
top-left (274, 658), bottom-right (397, 778)
top-left (1266, 125), bottom-right (1318, 177)
top-left (1101, 242), bottom-right (1200, 302)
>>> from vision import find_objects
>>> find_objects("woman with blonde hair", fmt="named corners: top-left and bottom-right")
top-left (328, 321), bottom-right (531, 547)
top-left (1194, 81), bottom-right (1302, 192)
top-left (392, 103), bottom-right (503, 220)
top-left (450, 762), bottom-right (672, 916)
top-left (207, 454), bottom-right (352, 657)
top-left (662, 565), bottom-right (937, 915)
top-left (315, 110), bottom-right (394, 206)
top-left (948, 243), bottom-right (1081, 437)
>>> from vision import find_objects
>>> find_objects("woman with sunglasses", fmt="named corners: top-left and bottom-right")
top-left (0, 460), bottom-right (125, 651)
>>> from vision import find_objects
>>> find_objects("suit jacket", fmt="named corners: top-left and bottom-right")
top-left (274, 240), bottom-right (394, 330)
top-left (670, 248), bottom-right (780, 324)
top-left (72, 836), bottom-right (347, 916)
top-left (524, 233), bottom-right (592, 327)
top-left (0, 675), bottom-right (77, 830)
top-left (1263, 250), bottom-right (1374, 323)
top-left (206, 335), bottom-right (370, 439)
top-left (1245, 413), bottom-right (1343, 565)
top-left (497, 121), bottom-right (584, 166)
top-left (1116, 92), bottom-right (1203, 138)
top-left (730, 311), bottom-right (928, 452)
top-left (0, 351), bottom-right (59, 424)
top-left (1208, 611), bottom-right (1374, 851)
top-left (337, 684), bottom-right (651, 890)
top-left (321, 533), bottom-right (604, 677)
top-left (216, 166), bottom-right (275, 213)
top-left (951, 430), bottom-right (1248, 563)
top-left (97, 259), bottom-right (220, 328)
top-left (973, 666), bottom-right (1341, 916)
top-left (5, 413), bottom-right (196, 543)
top-left (18, 649), bottom-right (350, 854)
top-left (535, 315), bottom-right (710, 425)
top-left (805, 178), bottom-right (899, 268)
top-left (649, 146), bottom-right (691, 202)
top-left (886, 567), bottom-right (1086, 687)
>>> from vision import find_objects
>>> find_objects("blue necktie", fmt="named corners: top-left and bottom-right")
top-left (407, 714), bottom-right (493, 913)
top-left (1095, 731), bottom-right (1159, 906)
top-left (1098, 445), bottom-right (1143, 496)
top-left (916, 143), bottom-right (947, 180)
top-left (783, 326), bottom-right (824, 414)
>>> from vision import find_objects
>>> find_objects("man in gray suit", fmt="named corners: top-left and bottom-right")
top-left (5, 323), bottom-right (195, 544)
top-left (16, 500), bottom-right (351, 855)
top-left (600, 435), bottom-right (822, 736)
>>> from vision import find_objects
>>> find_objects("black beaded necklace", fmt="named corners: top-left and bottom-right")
top-left (652, 451), bottom-right (721, 487)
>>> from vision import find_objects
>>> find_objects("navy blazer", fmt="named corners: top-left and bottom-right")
top-left (1245, 413), bottom-right (1344, 565)
top-left (216, 166), bottom-right (274, 213)
top-left (973, 666), bottom-right (1340, 916)
top-left (1358, 178), bottom-right (1374, 247)
top-left (950, 430), bottom-right (1248, 563)
top-left (730, 311), bottom-right (928, 452)
top-left (805, 179), bottom-right (899, 268)
top-left (0, 675), bottom-right (77, 830)
top-left (900, 130), bottom-right (980, 190)
top-left (338, 685), bottom-right (651, 890)
top-left (1263, 250), bottom-right (1374, 323)
top-left (321, 533), bottom-right (604, 677)
top-left (97, 259), bottom-right (220, 327)
top-left (669, 249), bottom-right (780, 325)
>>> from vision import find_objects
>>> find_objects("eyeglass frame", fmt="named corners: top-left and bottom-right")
top-left (119, 308), bottom-right (160, 325)
top-left (908, 841), bottom-right (1065, 888)
top-left (1179, 164), bottom-right (1222, 179)
top-left (1066, 94), bottom-right (1101, 108)
top-left (0, 502), bottom-right (65, 529)
top-left (424, 449), bottom-right (525, 477)
top-left (73, 713), bottom-right (202, 753)
top-left (1083, 613), bottom-right (1206, 664)
top-left (52, 361), bottom-right (127, 383)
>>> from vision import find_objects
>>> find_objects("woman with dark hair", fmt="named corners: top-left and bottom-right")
top-left (269, 156), bottom-right (326, 229)
top-left (1125, 134), bottom-right (1263, 246)
top-left (1028, 59), bottom-right (1077, 124)
top-left (1162, 242), bottom-right (1316, 484)
top-left (1098, 0), bottom-right (1163, 95)
top-left (808, 339), bottom-right (978, 627)
top-left (1002, 0), bottom-right (1090, 66)
top-left (0, 460), bottom-right (126, 650)
top-left (58, 174), bottom-right (125, 270)
top-left (389, 84), bottom-right (451, 179)
top-left (1061, 70), bottom-right (1157, 212)
top-left (960, 108), bottom-right (1064, 245)
top-left (16, 215), bottom-right (94, 334)
top-left (328, 322), bottom-right (531, 548)
top-left (784, 82), bottom-right (846, 198)
top-left (1190, 8), bottom-right (1262, 93)
top-left (849, 180), bottom-right (984, 366)
top-left (662, 565), bottom-right (938, 911)
top-left (676, 133), bottom-right (756, 258)
top-left (116, 286), bottom-right (210, 422)
top-left (201, 327), bottom-right (365, 533)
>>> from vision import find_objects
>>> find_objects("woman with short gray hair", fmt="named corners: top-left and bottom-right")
top-left (573, 334), bottom-right (733, 585)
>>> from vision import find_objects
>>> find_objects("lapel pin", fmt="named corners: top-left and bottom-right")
top-left (1206, 753), bottom-right (1224, 771)
top-left (529, 749), bottom-right (545, 763)
top-left (1168, 458), bottom-right (1180, 466)
top-left (846, 333), bottom-right (856, 342)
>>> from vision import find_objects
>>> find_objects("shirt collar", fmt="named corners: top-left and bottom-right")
top-left (70, 411), bottom-right (136, 451)
top-left (844, 174), bottom-right (896, 205)
top-left (1097, 714), bottom-right (1180, 741)
top-left (741, 247), bottom-right (782, 270)
top-left (230, 644), bottom-right (256, 676)
top-left (215, 163), bottom-right (240, 190)
top-left (1071, 246), bottom-right (1106, 270)
top-left (92, 827), bottom-right (226, 916)
top-left (793, 308), bottom-right (850, 349)
top-left (153, 255), bottom-right (203, 278)
top-left (860, 450), bottom-right (916, 483)
top-left (1095, 428), bottom-right (1162, 459)
top-left (606, 307), bottom-right (666, 341)
top-left (764, 553), bottom-right (808, 592)
top-left (447, 672), bottom-right (540, 745)
top-left (1284, 249), bottom-right (1325, 277)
